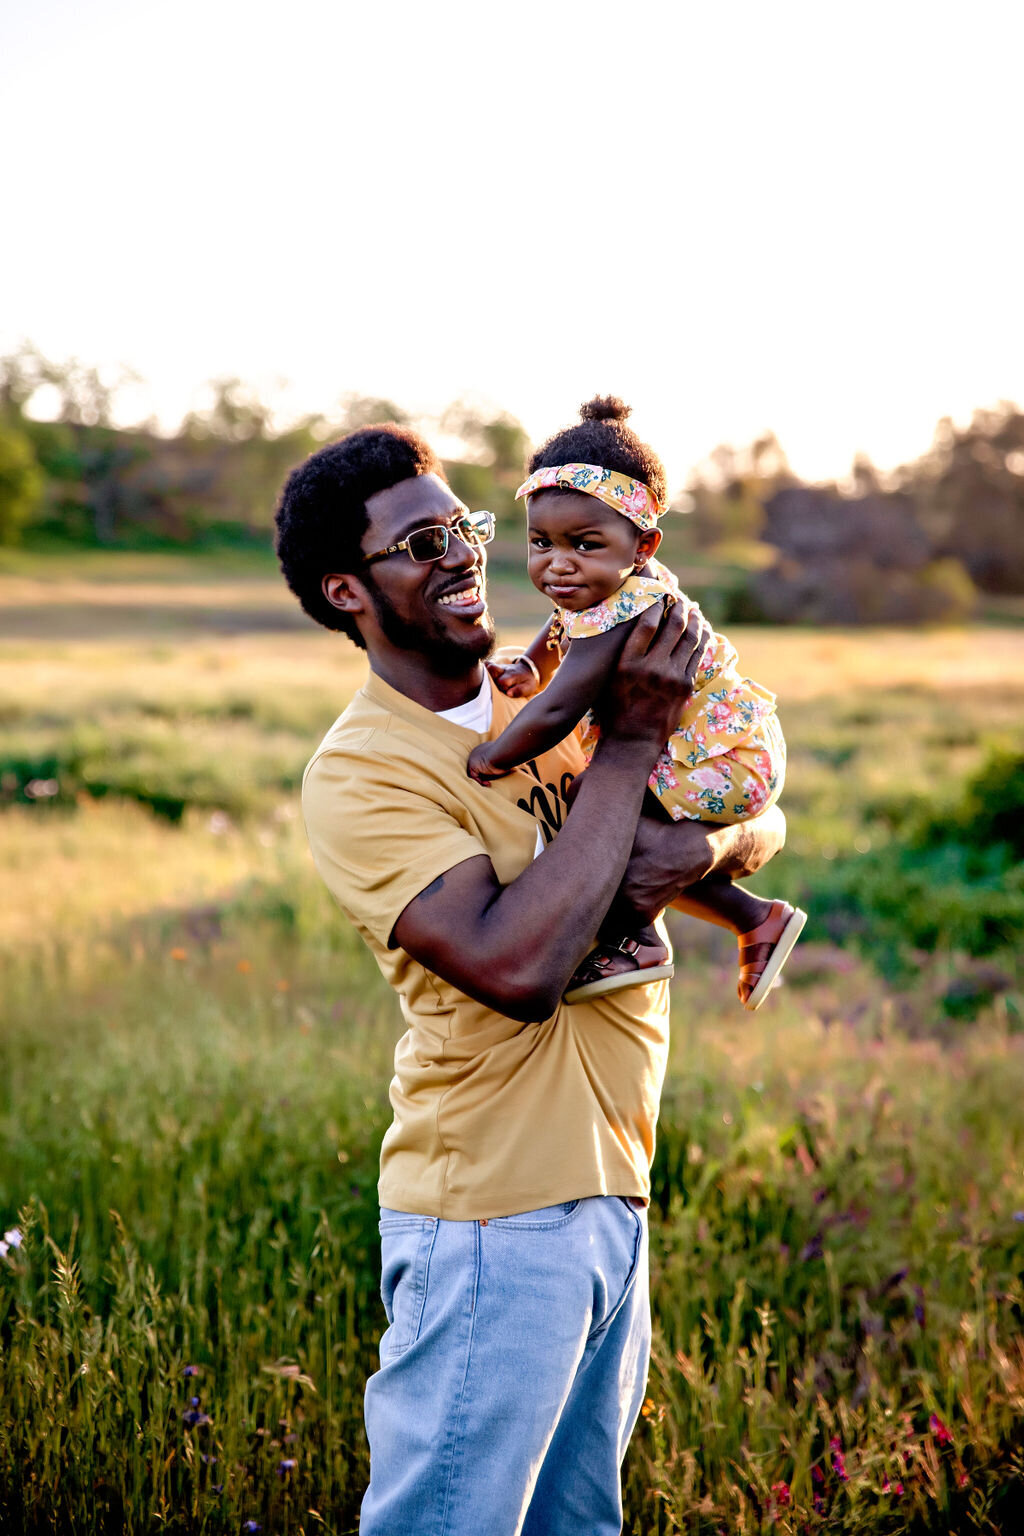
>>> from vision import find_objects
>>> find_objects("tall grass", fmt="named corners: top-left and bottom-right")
top-left (2, 575), bottom-right (1023, 1532)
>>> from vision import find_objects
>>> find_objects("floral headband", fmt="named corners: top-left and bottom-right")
top-left (514, 463), bottom-right (664, 532)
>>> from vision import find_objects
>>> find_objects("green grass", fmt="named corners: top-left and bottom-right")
top-left (2, 559), bottom-right (1024, 1532)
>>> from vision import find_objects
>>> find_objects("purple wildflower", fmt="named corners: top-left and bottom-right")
top-left (243, 1524), bottom-right (261, 1534)
top-left (277, 1457), bottom-right (298, 1476)
top-left (183, 1364), bottom-right (200, 1377)
top-left (830, 1436), bottom-right (849, 1482)
top-left (182, 1408), bottom-right (211, 1428)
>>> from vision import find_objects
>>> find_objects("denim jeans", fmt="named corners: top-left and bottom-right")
top-left (360, 1195), bottom-right (650, 1536)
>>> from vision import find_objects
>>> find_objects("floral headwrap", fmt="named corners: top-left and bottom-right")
top-left (515, 463), bottom-right (664, 532)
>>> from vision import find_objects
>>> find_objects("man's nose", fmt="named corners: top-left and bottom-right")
top-left (440, 528), bottom-right (480, 569)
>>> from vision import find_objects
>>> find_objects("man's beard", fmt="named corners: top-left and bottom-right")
top-left (368, 581), bottom-right (496, 677)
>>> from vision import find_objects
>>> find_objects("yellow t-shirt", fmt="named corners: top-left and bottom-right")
top-left (301, 670), bottom-right (671, 1220)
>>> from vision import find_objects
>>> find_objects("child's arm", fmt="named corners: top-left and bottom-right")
top-left (467, 622), bottom-right (631, 783)
top-left (487, 617), bottom-right (564, 699)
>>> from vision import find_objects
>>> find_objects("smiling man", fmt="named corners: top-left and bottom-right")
top-left (274, 424), bottom-right (784, 1536)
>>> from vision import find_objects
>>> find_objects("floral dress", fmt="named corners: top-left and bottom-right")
top-left (556, 559), bottom-right (786, 824)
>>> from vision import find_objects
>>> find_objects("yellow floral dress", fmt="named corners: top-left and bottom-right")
top-left (556, 559), bottom-right (786, 824)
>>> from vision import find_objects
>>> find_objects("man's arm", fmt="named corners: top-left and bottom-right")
top-left (615, 805), bottom-right (788, 925)
top-left (394, 601), bottom-right (711, 1022)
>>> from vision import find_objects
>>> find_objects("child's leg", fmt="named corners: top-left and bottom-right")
top-left (665, 727), bottom-right (803, 1008)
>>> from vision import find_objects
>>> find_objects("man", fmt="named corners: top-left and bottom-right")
top-left (275, 423), bottom-right (784, 1535)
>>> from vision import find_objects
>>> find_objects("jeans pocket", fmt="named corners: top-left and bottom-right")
top-left (378, 1215), bottom-right (437, 1362)
top-left (488, 1199), bottom-right (582, 1231)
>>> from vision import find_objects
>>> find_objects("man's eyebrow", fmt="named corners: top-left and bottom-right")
top-left (394, 505), bottom-right (470, 540)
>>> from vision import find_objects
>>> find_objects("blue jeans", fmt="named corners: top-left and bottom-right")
top-left (360, 1196), bottom-right (651, 1536)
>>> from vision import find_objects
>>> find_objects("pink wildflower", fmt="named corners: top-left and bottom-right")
top-left (770, 1481), bottom-right (790, 1508)
top-left (930, 1412), bottom-right (953, 1446)
top-left (830, 1437), bottom-right (849, 1482)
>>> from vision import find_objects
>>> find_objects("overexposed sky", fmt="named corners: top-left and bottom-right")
top-left (2, 0), bottom-right (1022, 493)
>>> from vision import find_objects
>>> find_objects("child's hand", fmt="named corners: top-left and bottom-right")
top-left (486, 656), bottom-right (540, 699)
top-left (467, 744), bottom-right (511, 785)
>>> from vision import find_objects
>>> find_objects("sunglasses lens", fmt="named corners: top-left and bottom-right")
top-left (407, 526), bottom-right (449, 562)
top-left (461, 511), bottom-right (494, 545)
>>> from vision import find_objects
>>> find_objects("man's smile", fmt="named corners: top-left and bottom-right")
top-left (435, 579), bottom-right (486, 616)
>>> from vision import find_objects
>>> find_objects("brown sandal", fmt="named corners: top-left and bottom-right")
top-left (563, 936), bottom-right (675, 1006)
top-left (737, 901), bottom-right (807, 1011)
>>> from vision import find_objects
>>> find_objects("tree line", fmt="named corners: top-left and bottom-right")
top-left (2, 344), bottom-right (1022, 624)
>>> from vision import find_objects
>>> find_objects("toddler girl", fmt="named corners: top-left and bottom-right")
top-left (467, 397), bottom-right (805, 1008)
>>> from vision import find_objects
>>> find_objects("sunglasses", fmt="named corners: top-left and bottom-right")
top-left (363, 510), bottom-right (495, 566)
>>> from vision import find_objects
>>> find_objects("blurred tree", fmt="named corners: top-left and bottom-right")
top-left (440, 400), bottom-right (530, 531)
top-left (0, 419), bottom-right (44, 543)
top-left (338, 394), bottom-right (408, 432)
top-left (893, 403), bottom-right (1024, 593)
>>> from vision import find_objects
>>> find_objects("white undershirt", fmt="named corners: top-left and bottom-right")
top-left (436, 676), bottom-right (544, 858)
top-left (435, 675), bottom-right (493, 732)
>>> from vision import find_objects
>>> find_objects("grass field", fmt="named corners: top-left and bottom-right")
top-left (2, 556), bottom-right (1023, 1534)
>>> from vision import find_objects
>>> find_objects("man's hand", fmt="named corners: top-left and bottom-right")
top-left (617, 805), bottom-right (788, 924)
top-left (597, 600), bottom-right (710, 762)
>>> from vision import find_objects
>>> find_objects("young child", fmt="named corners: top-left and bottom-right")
top-left (467, 397), bottom-right (806, 1009)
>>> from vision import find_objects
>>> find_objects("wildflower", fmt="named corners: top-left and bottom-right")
top-left (212, 1484), bottom-right (224, 1495)
top-left (770, 1481), bottom-right (790, 1507)
top-left (0, 1242), bottom-right (7, 1259)
top-left (813, 1494), bottom-right (825, 1514)
top-left (811, 1465), bottom-right (824, 1486)
top-left (275, 978), bottom-right (290, 993)
top-left (170, 947), bottom-right (187, 961)
top-left (1013, 1211), bottom-right (1024, 1223)
top-left (243, 1523), bottom-right (261, 1533)
top-left (930, 1412), bottom-right (953, 1445)
top-left (183, 1364), bottom-right (201, 1377)
top-left (237, 959), bottom-right (252, 973)
top-left (3, 1229), bottom-right (22, 1249)
top-left (277, 1458), bottom-right (297, 1476)
top-left (201, 1453), bottom-right (217, 1465)
top-left (830, 1437), bottom-right (849, 1482)
top-left (183, 1401), bottom-right (212, 1427)
top-left (958, 1471), bottom-right (970, 1488)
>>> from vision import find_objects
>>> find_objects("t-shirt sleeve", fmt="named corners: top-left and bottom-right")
top-left (302, 746), bottom-right (488, 947)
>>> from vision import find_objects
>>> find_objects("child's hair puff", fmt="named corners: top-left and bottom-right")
top-left (528, 396), bottom-right (667, 508)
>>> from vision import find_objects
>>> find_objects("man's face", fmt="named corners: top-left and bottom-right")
top-left (359, 473), bottom-right (496, 674)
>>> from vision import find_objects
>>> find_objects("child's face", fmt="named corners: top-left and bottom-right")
top-left (526, 490), bottom-right (659, 612)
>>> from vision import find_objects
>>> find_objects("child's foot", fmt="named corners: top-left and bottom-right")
top-left (737, 901), bottom-right (807, 1011)
top-left (563, 934), bottom-right (674, 1006)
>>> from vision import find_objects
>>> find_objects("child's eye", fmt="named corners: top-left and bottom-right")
top-left (574, 539), bottom-right (602, 552)
top-left (530, 536), bottom-right (551, 550)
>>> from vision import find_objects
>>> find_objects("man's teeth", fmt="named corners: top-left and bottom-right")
top-left (438, 587), bottom-right (480, 606)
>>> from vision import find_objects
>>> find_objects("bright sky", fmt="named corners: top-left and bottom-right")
top-left (2, 0), bottom-right (1022, 494)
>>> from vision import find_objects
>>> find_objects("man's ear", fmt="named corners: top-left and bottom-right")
top-left (635, 527), bottom-right (662, 566)
top-left (322, 572), bottom-right (369, 615)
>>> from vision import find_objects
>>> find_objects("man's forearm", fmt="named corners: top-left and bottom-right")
top-left (474, 736), bottom-right (661, 999)
top-left (616, 806), bottom-right (788, 926)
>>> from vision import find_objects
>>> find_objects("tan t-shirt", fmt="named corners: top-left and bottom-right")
top-left (301, 670), bottom-right (671, 1220)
